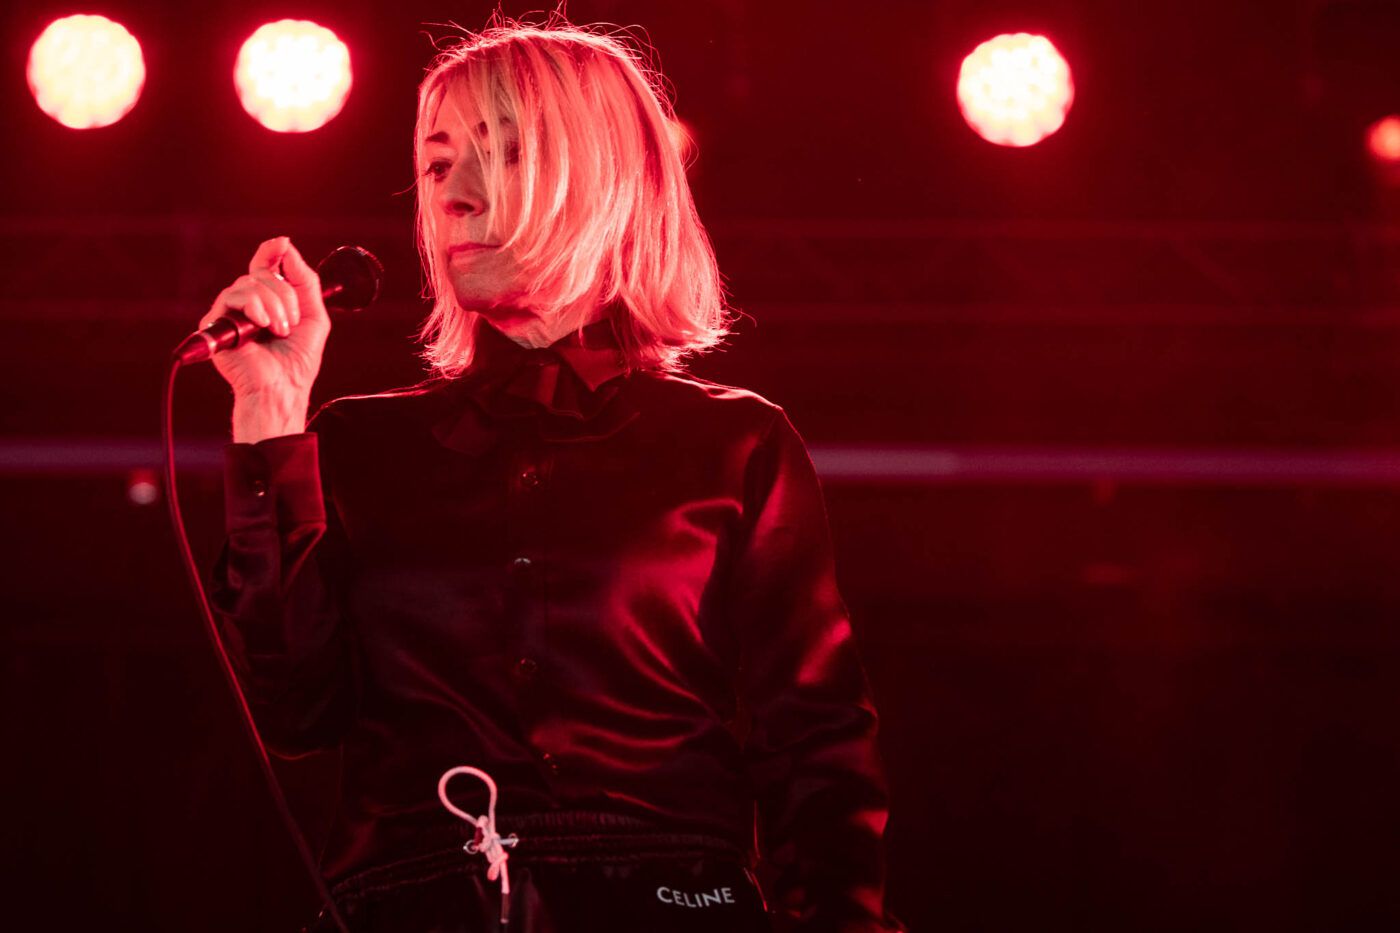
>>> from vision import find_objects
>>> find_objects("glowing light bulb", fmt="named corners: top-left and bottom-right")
top-left (127, 469), bottom-right (160, 506)
top-left (28, 14), bottom-right (146, 129)
top-left (957, 33), bottom-right (1074, 148)
top-left (1367, 115), bottom-right (1400, 164)
top-left (234, 20), bottom-right (352, 133)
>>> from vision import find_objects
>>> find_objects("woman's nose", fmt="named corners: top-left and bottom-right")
top-left (443, 190), bottom-right (485, 217)
top-left (441, 168), bottom-right (486, 216)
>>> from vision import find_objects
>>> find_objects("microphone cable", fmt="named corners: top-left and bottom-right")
top-left (162, 356), bottom-right (352, 933)
top-left (159, 244), bottom-right (380, 933)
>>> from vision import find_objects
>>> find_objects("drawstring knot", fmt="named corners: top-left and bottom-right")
top-left (438, 766), bottom-right (520, 925)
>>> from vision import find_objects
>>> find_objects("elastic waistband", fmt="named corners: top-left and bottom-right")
top-left (496, 810), bottom-right (746, 861)
top-left (329, 810), bottom-right (750, 905)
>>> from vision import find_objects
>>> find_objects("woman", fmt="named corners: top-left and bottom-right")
top-left (206, 16), bottom-right (899, 933)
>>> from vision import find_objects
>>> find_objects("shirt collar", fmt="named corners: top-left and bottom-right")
top-left (429, 312), bottom-right (639, 456)
top-left (470, 314), bottom-right (630, 394)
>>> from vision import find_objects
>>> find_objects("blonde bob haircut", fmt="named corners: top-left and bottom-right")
top-left (413, 15), bottom-right (732, 376)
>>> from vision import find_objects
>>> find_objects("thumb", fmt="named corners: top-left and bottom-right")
top-left (249, 235), bottom-right (292, 276)
top-left (279, 239), bottom-right (325, 307)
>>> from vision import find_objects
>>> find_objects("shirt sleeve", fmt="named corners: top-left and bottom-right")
top-left (209, 404), bottom-right (357, 758)
top-left (731, 408), bottom-right (903, 933)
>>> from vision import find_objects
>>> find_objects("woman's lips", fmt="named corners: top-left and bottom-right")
top-left (448, 242), bottom-right (496, 255)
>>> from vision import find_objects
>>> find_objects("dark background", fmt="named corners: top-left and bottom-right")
top-left (5, 1), bottom-right (1400, 930)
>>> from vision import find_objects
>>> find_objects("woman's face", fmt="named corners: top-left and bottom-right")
top-left (421, 101), bottom-right (552, 344)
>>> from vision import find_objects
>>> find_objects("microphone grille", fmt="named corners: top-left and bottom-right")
top-left (317, 245), bottom-right (384, 312)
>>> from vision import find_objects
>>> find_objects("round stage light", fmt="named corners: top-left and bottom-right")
top-left (126, 469), bottom-right (160, 506)
top-left (1367, 115), bottom-right (1400, 164)
top-left (234, 20), bottom-right (352, 133)
top-left (27, 14), bottom-right (146, 129)
top-left (957, 33), bottom-right (1074, 148)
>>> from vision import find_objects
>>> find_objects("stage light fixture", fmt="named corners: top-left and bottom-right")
top-left (127, 469), bottom-right (160, 506)
top-left (957, 33), bottom-right (1074, 148)
top-left (234, 19), bottom-right (352, 133)
top-left (27, 14), bottom-right (146, 129)
top-left (1367, 115), bottom-right (1400, 164)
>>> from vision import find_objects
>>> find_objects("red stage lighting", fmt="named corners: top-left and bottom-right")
top-left (126, 468), bottom-right (159, 506)
top-left (28, 14), bottom-right (145, 129)
top-left (1367, 115), bottom-right (1400, 164)
top-left (957, 33), bottom-right (1074, 148)
top-left (234, 20), bottom-right (352, 133)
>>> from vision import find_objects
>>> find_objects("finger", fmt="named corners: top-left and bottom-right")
top-left (229, 284), bottom-right (279, 333)
top-left (250, 269), bottom-right (299, 327)
top-left (200, 299), bottom-right (225, 329)
top-left (238, 275), bottom-right (291, 334)
top-left (279, 239), bottom-right (324, 311)
top-left (207, 285), bottom-right (267, 329)
top-left (249, 235), bottom-right (291, 279)
top-left (238, 292), bottom-right (276, 334)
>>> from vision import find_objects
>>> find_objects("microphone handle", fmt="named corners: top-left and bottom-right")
top-left (172, 282), bottom-right (345, 365)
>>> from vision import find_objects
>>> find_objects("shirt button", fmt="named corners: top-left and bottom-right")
top-left (540, 752), bottom-right (560, 775)
top-left (250, 479), bottom-right (268, 497)
top-left (515, 657), bottom-right (539, 680)
top-left (520, 468), bottom-right (541, 488)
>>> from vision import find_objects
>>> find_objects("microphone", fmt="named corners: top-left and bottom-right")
top-left (173, 245), bottom-right (384, 365)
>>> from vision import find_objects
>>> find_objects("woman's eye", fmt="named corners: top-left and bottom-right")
top-left (423, 160), bottom-right (450, 180)
top-left (479, 144), bottom-right (520, 166)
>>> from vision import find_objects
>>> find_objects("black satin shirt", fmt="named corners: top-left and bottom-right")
top-left (213, 319), bottom-right (897, 931)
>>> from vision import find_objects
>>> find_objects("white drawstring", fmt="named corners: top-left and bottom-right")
top-left (438, 765), bottom-right (520, 925)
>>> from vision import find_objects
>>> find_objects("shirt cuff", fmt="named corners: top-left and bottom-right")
top-left (224, 433), bottom-right (325, 531)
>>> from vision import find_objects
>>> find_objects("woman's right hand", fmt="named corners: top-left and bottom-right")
top-left (203, 235), bottom-right (331, 402)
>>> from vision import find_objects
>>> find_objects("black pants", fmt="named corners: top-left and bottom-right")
top-left (308, 812), bottom-right (774, 933)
